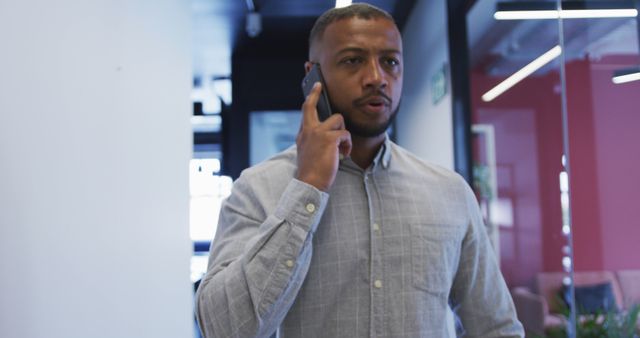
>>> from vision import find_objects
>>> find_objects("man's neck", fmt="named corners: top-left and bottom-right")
top-left (349, 134), bottom-right (386, 170)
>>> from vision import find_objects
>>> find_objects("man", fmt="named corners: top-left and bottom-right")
top-left (196, 3), bottom-right (524, 337)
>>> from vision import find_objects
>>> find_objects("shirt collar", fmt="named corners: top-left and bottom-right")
top-left (340, 134), bottom-right (392, 172)
top-left (370, 134), bottom-right (392, 170)
top-left (381, 134), bottom-right (391, 169)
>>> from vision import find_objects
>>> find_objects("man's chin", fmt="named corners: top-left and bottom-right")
top-left (344, 108), bottom-right (398, 138)
top-left (344, 118), bottom-right (392, 138)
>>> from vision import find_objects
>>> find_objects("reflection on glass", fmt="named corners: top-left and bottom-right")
top-left (482, 45), bottom-right (562, 102)
top-left (467, 0), bottom-right (574, 335)
top-left (560, 7), bottom-right (640, 338)
top-left (469, 0), bottom-right (640, 334)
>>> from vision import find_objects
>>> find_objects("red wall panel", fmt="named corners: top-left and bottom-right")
top-left (469, 55), bottom-right (640, 287)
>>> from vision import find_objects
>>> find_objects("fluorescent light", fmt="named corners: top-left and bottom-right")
top-left (560, 8), bottom-right (637, 18)
top-left (495, 10), bottom-right (559, 20)
top-left (495, 8), bottom-right (638, 19)
top-left (335, 0), bottom-right (352, 8)
top-left (482, 45), bottom-right (562, 102)
top-left (612, 69), bottom-right (640, 84)
top-left (495, 1), bottom-right (638, 20)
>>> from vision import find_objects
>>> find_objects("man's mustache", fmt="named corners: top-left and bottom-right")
top-left (353, 90), bottom-right (392, 107)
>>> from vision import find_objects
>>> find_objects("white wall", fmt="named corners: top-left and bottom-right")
top-left (396, 0), bottom-right (455, 170)
top-left (0, 1), bottom-right (193, 337)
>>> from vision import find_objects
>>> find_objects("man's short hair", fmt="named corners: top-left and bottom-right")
top-left (308, 3), bottom-right (396, 55)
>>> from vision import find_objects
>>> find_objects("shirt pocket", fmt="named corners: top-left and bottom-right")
top-left (410, 223), bottom-right (462, 294)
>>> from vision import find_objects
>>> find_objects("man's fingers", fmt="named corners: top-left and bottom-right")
top-left (328, 130), bottom-right (352, 157)
top-left (339, 134), bottom-right (352, 157)
top-left (302, 82), bottom-right (322, 127)
top-left (319, 113), bottom-right (345, 131)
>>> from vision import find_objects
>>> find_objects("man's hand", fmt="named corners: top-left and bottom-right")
top-left (296, 82), bottom-right (352, 192)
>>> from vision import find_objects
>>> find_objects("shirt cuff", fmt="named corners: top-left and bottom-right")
top-left (273, 178), bottom-right (329, 234)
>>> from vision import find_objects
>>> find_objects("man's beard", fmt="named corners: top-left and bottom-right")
top-left (342, 103), bottom-right (400, 138)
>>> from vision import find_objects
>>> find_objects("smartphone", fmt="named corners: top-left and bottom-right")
top-left (301, 63), bottom-right (333, 121)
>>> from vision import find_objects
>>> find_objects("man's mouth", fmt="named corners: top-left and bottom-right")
top-left (358, 96), bottom-right (390, 114)
top-left (366, 98), bottom-right (387, 107)
top-left (356, 94), bottom-right (391, 109)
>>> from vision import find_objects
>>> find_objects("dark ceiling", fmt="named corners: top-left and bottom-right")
top-left (468, 0), bottom-right (640, 76)
top-left (192, 0), bottom-right (639, 85)
top-left (191, 0), bottom-right (416, 82)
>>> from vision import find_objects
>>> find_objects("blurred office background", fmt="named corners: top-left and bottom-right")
top-left (1, 0), bottom-right (638, 337)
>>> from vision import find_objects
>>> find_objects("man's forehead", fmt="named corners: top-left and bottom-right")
top-left (309, 16), bottom-right (402, 60)
top-left (323, 17), bottom-right (402, 49)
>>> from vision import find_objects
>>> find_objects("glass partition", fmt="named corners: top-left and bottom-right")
top-left (559, 4), bottom-right (640, 338)
top-left (466, 1), bottom-right (576, 336)
top-left (468, 1), bottom-right (640, 336)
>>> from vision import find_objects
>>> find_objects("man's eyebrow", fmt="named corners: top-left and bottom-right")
top-left (335, 47), bottom-right (366, 56)
top-left (335, 47), bottom-right (402, 56)
top-left (380, 48), bottom-right (402, 55)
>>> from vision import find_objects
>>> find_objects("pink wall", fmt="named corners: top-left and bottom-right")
top-left (471, 70), bottom-right (566, 288)
top-left (470, 55), bottom-right (640, 287)
top-left (565, 60), bottom-right (605, 271)
top-left (586, 56), bottom-right (640, 271)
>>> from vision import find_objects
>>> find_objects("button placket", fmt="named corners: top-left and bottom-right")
top-left (373, 223), bottom-right (380, 233)
top-left (373, 279), bottom-right (382, 288)
top-left (364, 171), bottom-right (385, 336)
top-left (305, 203), bottom-right (316, 213)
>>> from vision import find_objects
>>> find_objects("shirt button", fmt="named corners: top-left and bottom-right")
top-left (374, 280), bottom-right (382, 289)
top-left (285, 260), bottom-right (294, 268)
top-left (305, 203), bottom-right (316, 213)
top-left (373, 223), bottom-right (380, 232)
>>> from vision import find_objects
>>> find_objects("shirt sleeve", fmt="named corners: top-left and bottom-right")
top-left (449, 181), bottom-right (525, 338)
top-left (195, 177), bottom-right (329, 338)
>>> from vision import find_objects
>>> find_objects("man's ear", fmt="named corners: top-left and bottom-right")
top-left (304, 61), bottom-right (313, 75)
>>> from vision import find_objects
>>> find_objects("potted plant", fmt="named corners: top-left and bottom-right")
top-left (544, 304), bottom-right (639, 338)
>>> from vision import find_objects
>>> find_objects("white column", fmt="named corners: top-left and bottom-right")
top-left (396, 0), bottom-right (455, 170)
top-left (0, 1), bottom-right (193, 337)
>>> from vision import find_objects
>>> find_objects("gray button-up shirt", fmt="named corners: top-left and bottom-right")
top-left (196, 138), bottom-right (524, 338)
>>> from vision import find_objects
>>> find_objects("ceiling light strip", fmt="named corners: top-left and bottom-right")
top-left (482, 45), bottom-right (562, 102)
top-left (495, 10), bottom-right (559, 20)
top-left (612, 71), bottom-right (640, 84)
top-left (495, 8), bottom-right (638, 20)
top-left (561, 8), bottom-right (638, 18)
top-left (335, 0), bottom-right (352, 8)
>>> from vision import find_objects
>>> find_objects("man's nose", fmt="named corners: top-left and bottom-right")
top-left (362, 59), bottom-right (387, 89)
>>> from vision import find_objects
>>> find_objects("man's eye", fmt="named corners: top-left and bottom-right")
top-left (341, 57), bottom-right (362, 65)
top-left (383, 58), bottom-right (400, 67)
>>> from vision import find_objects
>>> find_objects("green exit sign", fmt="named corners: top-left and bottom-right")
top-left (431, 64), bottom-right (448, 105)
